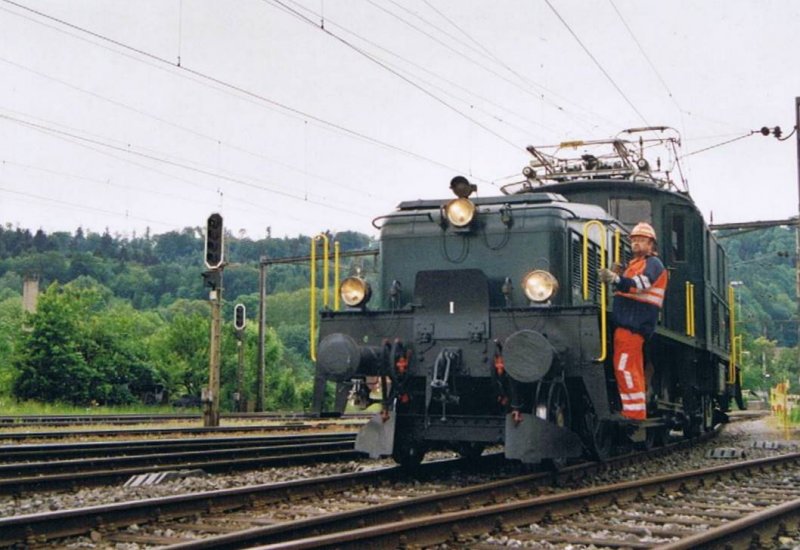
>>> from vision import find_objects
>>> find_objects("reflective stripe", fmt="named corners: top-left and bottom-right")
top-left (622, 403), bottom-right (646, 411)
top-left (620, 392), bottom-right (646, 400)
top-left (623, 372), bottom-right (633, 388)
top-left (617, 353), bottom-right (628, 371)
top-left (615, 256), bottom-right (668, 308)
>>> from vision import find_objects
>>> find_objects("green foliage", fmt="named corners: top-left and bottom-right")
top-left (722, 226), bottom-right (796, 346)
top-left (147, 310), bottom-right (209, 398)
top-left (0, 224), bottom-right (375, 410)
top-left (0, 295), bottom-right (23, 395)
top-left (722, 226), bottom-right (799, 392)
top-left (12, 281), bottom-right (162, 405)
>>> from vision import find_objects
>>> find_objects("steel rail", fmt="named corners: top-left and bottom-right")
top-left (0, 433), bottom-right (356, 462)
top-left (0, 456), bottom-right (495, 546)
top-left (0, 421), bottom-right (366, 441)
top-left (0, 440), bottom-right (355, 477)
top-left (0, 420), bottom-right (759, 546)
top-left (236, 451), bottom-right (800, 550)
top-left (0, 412), bottom-right (369, 426)
top-left (657, 496), bottom-right (800, 549)
top-left (0, 444), bottom-right (361, 495)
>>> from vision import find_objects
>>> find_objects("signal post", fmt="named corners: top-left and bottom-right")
top-left (233, 303), bottom-right (246, 412)
top-left (203, 213), bottom-right (224, 427)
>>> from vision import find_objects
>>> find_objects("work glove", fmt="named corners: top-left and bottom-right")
top-left (598, 268), bottom-right (620, 285)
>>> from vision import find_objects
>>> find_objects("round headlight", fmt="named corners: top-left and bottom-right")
top-left (340, 277), bottom-right (371, 307)
top-left (522, 270), bottom-right (559, 303)
top-left (445, 198), bottom-right (476, 227)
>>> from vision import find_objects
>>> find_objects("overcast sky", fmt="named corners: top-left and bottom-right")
top-left (1, 0), bottom-right (798, 240)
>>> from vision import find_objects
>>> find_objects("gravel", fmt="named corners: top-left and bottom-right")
top-left (2, 416), bottom-right (797, 528)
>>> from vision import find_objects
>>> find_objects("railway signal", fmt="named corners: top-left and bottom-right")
top-left (234, 303), bottom-right (246, 331)
top-left (203, 213), bottom-right (224, 427)
top-left (205, 213), bottom-right (224, 269)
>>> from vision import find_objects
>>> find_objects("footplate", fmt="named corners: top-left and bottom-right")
top-left (355, 410), bottom-right (396, 458)
top-left (504, 413), bottom-right (584, 463)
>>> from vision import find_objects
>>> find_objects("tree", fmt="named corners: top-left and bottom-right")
top-left (148, 312), bottom-right (209, 398)
top-left (12, 281), bottom-right (161, 405)
top-left (0, 295), bottom-right (23, 395)
top-left (13, 283), bottom-right (94, 404)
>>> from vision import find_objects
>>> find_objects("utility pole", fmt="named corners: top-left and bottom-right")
top-left (203, 213), bottom-right (225, 427)
top-left (795, 97), bottom-right (800, 380)
top-left (206, 280), bottom-right (222, 426)
top-left (256, 257), bottom-right (267, 412)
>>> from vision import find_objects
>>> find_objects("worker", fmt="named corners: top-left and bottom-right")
top-left (599, 222), bottom-right (668, 420)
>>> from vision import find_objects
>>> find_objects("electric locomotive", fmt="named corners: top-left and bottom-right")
top-left (311, 127), bottom-right (742, 466)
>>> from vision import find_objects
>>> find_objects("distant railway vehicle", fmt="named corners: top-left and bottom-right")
top-left (311, 127), bottom-right (743, 466)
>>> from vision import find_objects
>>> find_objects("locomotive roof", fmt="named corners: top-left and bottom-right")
top-left (521, 177), bottom-right (700, 212)
top-left (397, 192), bottom-right (567, 210)
top-left (389, 192), bottom-right (614, 224)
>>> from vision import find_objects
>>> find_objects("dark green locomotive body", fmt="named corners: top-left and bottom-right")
top-left (312, 175), bottom-right (740, 465)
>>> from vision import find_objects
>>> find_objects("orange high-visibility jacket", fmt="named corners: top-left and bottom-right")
top-left (612, 255), bottom-right (668, 336)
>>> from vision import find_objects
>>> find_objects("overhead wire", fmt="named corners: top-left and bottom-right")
top-left (274, 5), bottom-right (558, 137)
top-left (0, 55), bottom-right (381, 202)
top-left (680, 131), bottom-right (757, 159)
top-left (0, 0), bottom-right (483, 181)
top-left (0, 181), bottom-right (180, 229)
top-left (544, 0), bottom-right (650, 127)
top-left (359, 0), bottom-right (607, 132)
top-left (607, 0), bottom-right (681, 112)
top-left (263, 0), bottom-right (524, 158)
top-left (416, 0), bottom-right (618, 131)
top-left (2, 134), bottom-right (335, 228)
top-left (0, 111), bottom-right (369, 217)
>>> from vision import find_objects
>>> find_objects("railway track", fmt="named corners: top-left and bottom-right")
top-left (0, 421), bottom-right (365, 442)
top-left (0, 412), bottom-right (364, 427)
top-left (234, 448), bottom-right (800, 549)
top-left (0, 432), bottom-right (359, 494)
top-left (0, 430), bottom-right (717, 548)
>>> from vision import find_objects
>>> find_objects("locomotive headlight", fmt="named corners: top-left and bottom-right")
top-left (522, 270), bottom-right (559, 303)
top-left (444, 197), bottom-right (476, 227)
top-left (340, 276), bottom-right (372, 307)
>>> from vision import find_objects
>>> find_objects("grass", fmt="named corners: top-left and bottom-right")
top-left (0, 397), bottom-right (180, 415)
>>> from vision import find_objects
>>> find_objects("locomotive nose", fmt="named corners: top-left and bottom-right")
top-left (502, 329), bottom-right (554, 383)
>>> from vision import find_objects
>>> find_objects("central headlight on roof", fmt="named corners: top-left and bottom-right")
top-left (522, 270), bottom-right (559, 303)
top-left (340, 276), bottom-right (371, 307)
top-left (444, 197), bottom-right (476, 227)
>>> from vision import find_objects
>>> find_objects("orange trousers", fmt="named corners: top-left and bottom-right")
top-left (613, 327), bottom-right (647, 420)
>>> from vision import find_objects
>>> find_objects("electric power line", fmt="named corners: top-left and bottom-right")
top-left (264, 0), bottom-right (524, 157)
top-left (544, 0), bottom-right (650, 127)
top-left (0, 56), bottom-right (382, 202)
top-left (0, 112), bottom-right (369, 217)
top-left (0, 0), bottom-right (485, 181)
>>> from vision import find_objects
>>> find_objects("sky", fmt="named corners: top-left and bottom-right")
top-left (1, 0), bottom-right (799, 241)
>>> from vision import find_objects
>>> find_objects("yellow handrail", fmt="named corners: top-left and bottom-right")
top-left (684, 282), bottom-right (696, 337)
top-left (310, 237), bottom-right (318, 362)
top-left (334, 241), bottom-right (341, 311)
top-left (309, 233), bottom-right (331, 362)
top-left (318, 234), bottom-right (330, 309)
top-left (582, 220), bottom-right (608, 362)
top-left (614, 228), bottom-right (621, 265)
top-left (728, 284), bottom-right (736, 384)
top-left (685, 282), bottom-right (691, 336)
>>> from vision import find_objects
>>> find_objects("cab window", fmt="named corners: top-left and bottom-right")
top-left (608, 199), bottom-right (651, 228)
